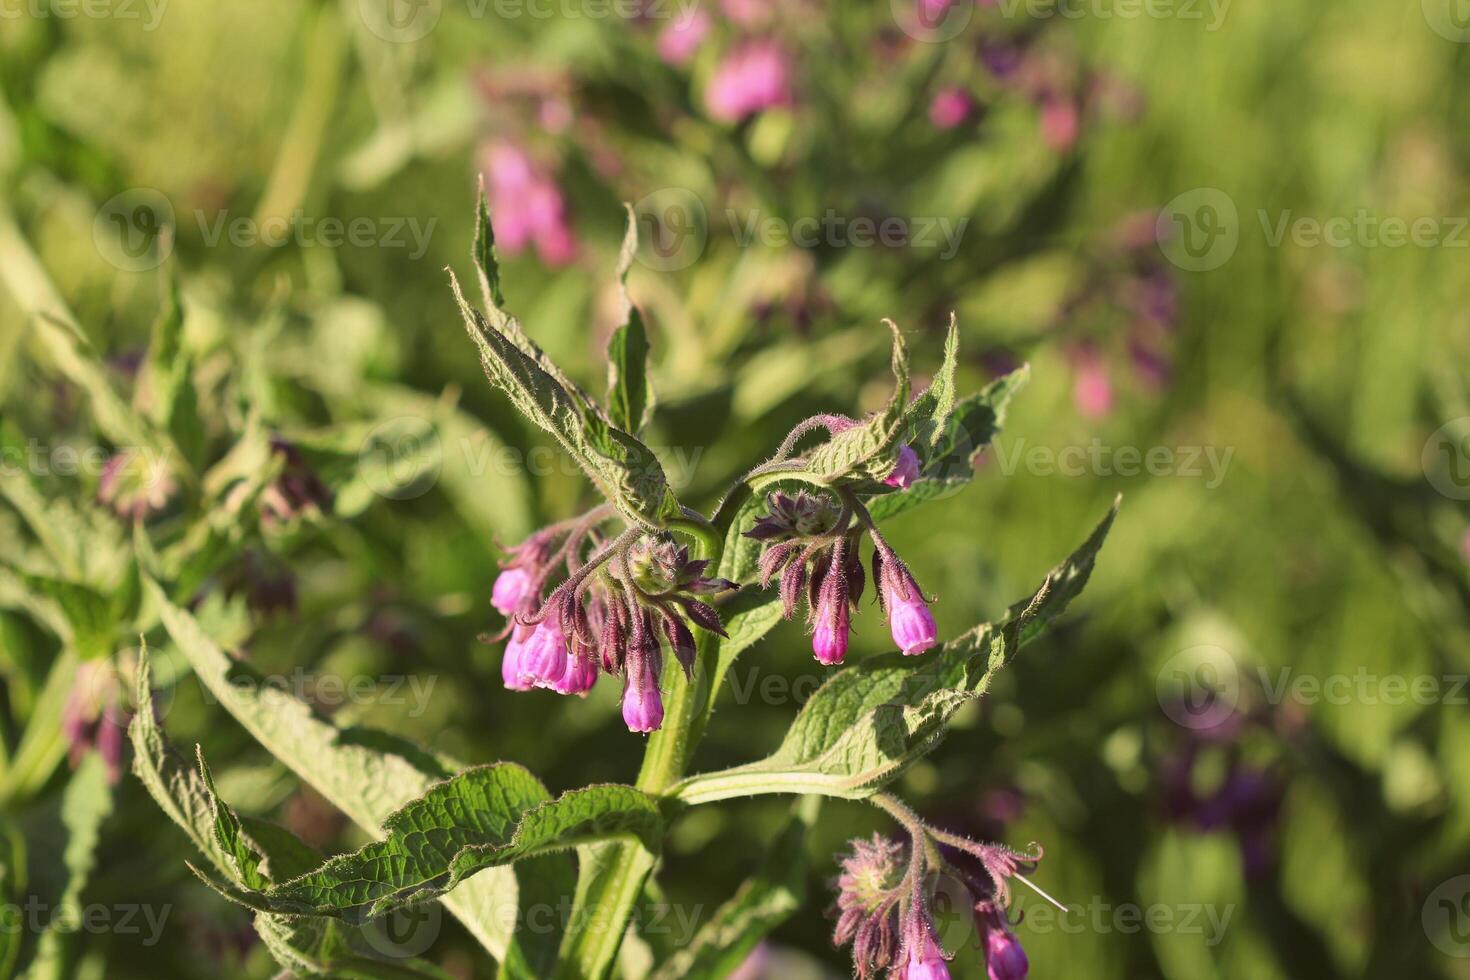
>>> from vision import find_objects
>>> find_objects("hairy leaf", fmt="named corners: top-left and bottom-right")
top-left (671, 498), bottom-right (1118, 803)
top-left (795, 321), bottom-right (911, 484)
top-left (222, 768), bottom-right (661, 923)
top-left (606, 207), bottom-right (655, 435)
top-left (450, 272), bottom-right (673, 529)
top-left (867, 365), bottom-right (1028, 523)
top-left (145, 578), bottom-right (522, 959)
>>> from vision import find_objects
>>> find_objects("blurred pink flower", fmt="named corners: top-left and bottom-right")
top-left (706, 40), bottom-right (793, 122)
top-left (1461, 526), bottom-right (1470, 562)
top-left (1040, 96), bottom-right (1080, 151)
top-left (482, 142), bottom-right (579, 266)
top-left (720, 0), bottom-right (773, 25)
top-left (1070, 345), bottom-right (1114, 418)
top-left (656, 9), bottom-right (711, 66)
top-left (929, 87), bottom-right (974, 129)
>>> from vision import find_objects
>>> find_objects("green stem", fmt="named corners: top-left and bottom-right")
top-left (556, 511), bottom-right (725, 978)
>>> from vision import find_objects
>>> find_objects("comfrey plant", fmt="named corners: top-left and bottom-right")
top-left (131, 196), bottom-right (1118, 979)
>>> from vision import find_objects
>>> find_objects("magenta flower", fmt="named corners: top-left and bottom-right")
top-left (832, 834), bottom-right (907, 977)
top-left (900, 925), bottom-right (951, 980)
top-left (977, 901), bottom-right (1028, 980)
top-left (622, 629), bottom-right (664, 733)
top-left (812, 579), bottom-right (851, 666)
top-left (553, 647), bottom-right (599, 697)
top-left (519, 619), bottom-right (570, 689)
top-left (656, 9), bottom-right (711, 66)
top-left (501, 626), bottom-right (534, 691)
top-left (482, 142), bottom-right (579, 266)
top-left (259, 437), bottom-right (333, 526)
top-left (874, 547), bottom-right (936, 656)
top-left (62, 660), bottom-right (134, 784)
top-left (929, 87), bottom-right (974, 130)
top-left (491, 566), bottom-right (535, 616)
top-left (706, 41), bottom-right (793, 123)
top-left (884, 445), bottom-right (923, 488)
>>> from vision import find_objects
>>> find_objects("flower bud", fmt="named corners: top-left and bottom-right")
top-left (885, 445), bottom-right (923, 489)
top-left (501, 626), bottom-right (535, 691)
top-left (491, 567), bottom-right (535, 615)
top-left (553, 648), bottom-right (599, 697)
top-left (875, 549), bottom-right (937, 656)
top-left (519, 620), bottom-right (570, 689)
top-left (812, 592), bottom-right (850, 665)
top-left (977, 902), bottom-right (1029, 980)
top-left (900, 913), bottom-right (951, 980)
top-left (622, 640), bottom-right (664, 733)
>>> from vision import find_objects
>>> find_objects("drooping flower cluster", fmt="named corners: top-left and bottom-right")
top-left (744, 478), bottom-right (937, 666)
top-left (489, 509), bottom-right (735, 733)
top-left (831, 815), bottom-right (1043, 980)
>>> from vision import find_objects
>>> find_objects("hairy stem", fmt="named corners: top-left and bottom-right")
top-left (558, 510), bottom-right (723, 978)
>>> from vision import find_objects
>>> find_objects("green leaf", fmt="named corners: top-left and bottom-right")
top-left (449, 272), bottom-right (673, 529)
top-left (130, 648), bottom-right (452, 979)
top-left (0, 652), bottom-right (76, 806)
top-left (606, 207), bottom-right (655, 435)
top-left (144, 578), bottom-right (523, 960)
top-left (903, 313), bottom-right (960, 452)
top-left (866, 365), bottom-right (1028, 523)
top-left (20, 752), bottom-right (114, 980)
top-left (222, 769), bottom-right (661, 923)
top-left (794, 320), bottom-right (911, 484)
top-left (139, 273), bottom-right (203, 471)
top-left (649, 796), bottom-right (819, 980)
top-left (670, 498), bottom-right (1119, 804)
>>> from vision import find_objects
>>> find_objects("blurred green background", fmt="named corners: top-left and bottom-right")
top-left (2, 0), bottom-right (1469, 977)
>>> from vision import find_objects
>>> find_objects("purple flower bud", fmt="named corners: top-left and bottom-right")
top-left (519, 620), bottom-right (569, 689)
top-left (501, 626), bottom-right (535, 691)
top-left (812, 592), bottom-right (850, 666)
top-left (978, 902), bottom-right (1029, 980)
top-left (876, 549), bottom-right (937, 656)
top-left (812, 538), bottom-right (852, 665)
top-left (491, 567), bottom-right (535, 615)
top-left (884, 445), bottom-right (923, 488)
top-left (900, 912), bottom-right (951, 980)
top-left (889, 596), bottom-right (937, 657)
top-left (553, 649), bottom-right (599, 697)
top-left (622, 639), bottom-right (664, 734)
